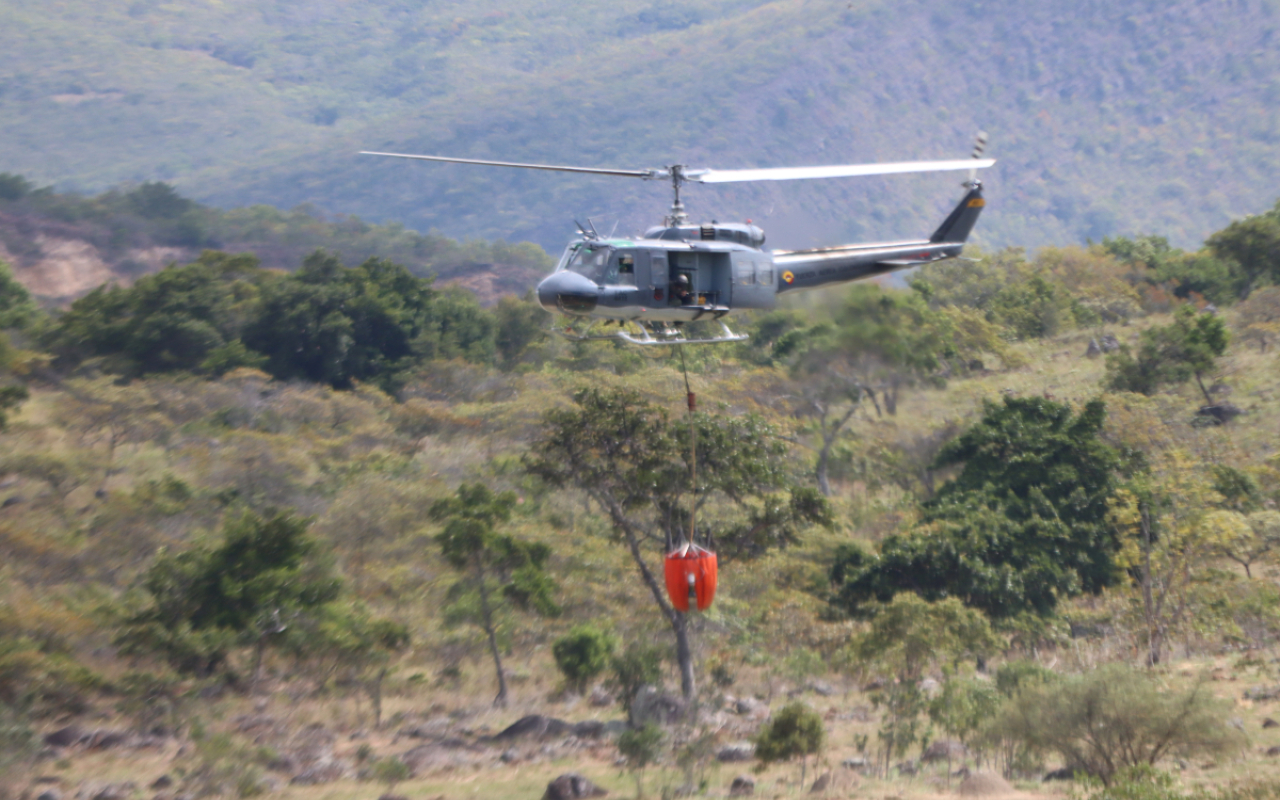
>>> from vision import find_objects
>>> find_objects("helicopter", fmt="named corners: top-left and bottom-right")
top-left (361, 137), bottom-right (995, 345)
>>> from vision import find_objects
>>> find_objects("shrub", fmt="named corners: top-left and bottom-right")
top-left (991, 664), bottom-right (1245, 785)
top-left (754, 701), bottom-right (825, 786)
top-left (552, 625), bottom-right (615, 694)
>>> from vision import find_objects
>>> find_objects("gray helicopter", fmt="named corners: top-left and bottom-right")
top-left (362, 138), bottom-right (995, 345)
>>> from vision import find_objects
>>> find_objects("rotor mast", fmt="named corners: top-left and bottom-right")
top-left (665, 166), bottom-right (689, 226)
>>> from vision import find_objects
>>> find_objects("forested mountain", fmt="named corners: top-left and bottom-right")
top-left (2, 0), bottom-right (1278, 252)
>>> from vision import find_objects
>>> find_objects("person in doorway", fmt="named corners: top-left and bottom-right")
top-left (672, 274), bottom-right (694, 305)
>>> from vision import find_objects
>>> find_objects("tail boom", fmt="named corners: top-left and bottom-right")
top-left (772, 183), bottom-right (985, 294)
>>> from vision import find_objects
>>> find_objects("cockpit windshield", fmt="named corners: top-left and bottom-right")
top-left (561, 244), bottom-right (615, 283)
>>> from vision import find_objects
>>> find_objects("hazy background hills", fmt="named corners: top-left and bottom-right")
top-left (2, 0), bottom-right (1278, 253)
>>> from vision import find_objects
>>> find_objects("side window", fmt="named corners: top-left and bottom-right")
top-left (651, 255), bottom-right (667, 286)
top-left (737, 259), bottom-right (754, 286)
top-left (760, 264), bottom-right (773, 286)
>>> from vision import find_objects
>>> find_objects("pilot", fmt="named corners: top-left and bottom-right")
top-left (672, 274), bottom-right (694, 305)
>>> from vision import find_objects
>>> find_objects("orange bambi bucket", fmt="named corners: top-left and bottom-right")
top-left (663, 543), bottom-right (718, 612)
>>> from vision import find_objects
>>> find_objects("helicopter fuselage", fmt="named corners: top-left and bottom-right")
top-left (535, 184), bottom-right (983, 326)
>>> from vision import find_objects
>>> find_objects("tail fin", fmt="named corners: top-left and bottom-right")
top-left (929, 184), bottom-right (986, 243)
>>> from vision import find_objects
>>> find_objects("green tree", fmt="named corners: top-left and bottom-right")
top-left (1105, 305), bottom-right (1229, 402)
top-left (0, 383), bottom-right (27, 432)
top-left (0, 260), bottom-right (40, 330)
top-left (617, 723), bottom-right (664, 799)
top-left (243, 251), bottom-right (438, 390)
top-left (1207, 200), bottom-right (1280, 298)
top-left (44, 251), bottom-right (266, 376)
top-left (117, 509), bottom-right (341, 677)
top-left (493, 292), bottom-right (549, 370)
top-left (609, 641), bottom-right (666, 723)
top-left (429, 483), bottom-right (559, 707)
top-left (854, 595), bottom-right (1000, 774)
top-left (553, 624), bottom-right (616, 695)
top-left (831, 397), bottom-right (1125, 619)
top-left (785, 286), bottom-right (947, 495)
top-left (754, 701), bottom-right (826, 788)
top-left (528, 387), bottom-right (831, 701)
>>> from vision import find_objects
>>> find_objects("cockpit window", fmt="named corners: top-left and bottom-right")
top-left (602, 252), bottom-right (637, 286)
top-left (562, 244), bottom-right (615, 282)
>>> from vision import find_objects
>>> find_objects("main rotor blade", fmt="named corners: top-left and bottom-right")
top-left (359, 151), bottom-right (657, 179)
top-left (689, 158), bottom-right (996, 183)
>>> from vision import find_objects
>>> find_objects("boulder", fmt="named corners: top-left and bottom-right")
top-left (1197, 403), bottom-right (1242, 425)
top-left (570, 720), bottom-right (606, 739)
top-left (1245, 685), bottom-right (1280, 701)
top-left (1267, 746), bottom-right (1280, 757)
top-left (808, 680), bottom-right (835, 697)
top-left (1043, 767), bottom-right (1075, 781)
top-left (1085, 339), bottom-right (1102, 358)
top-left (895, 760), bottom-right (918, 776)
top-left (492, 715), bottom-right (572, 741)
top-left (733, 697), bottom-right (770, 719)
top-left (1100, 334), bottom-right (1121, 353)
top-left (809, 772), bottom-right (831, 793)
top-left (1264, 718), bottom-right (1279, 729)
top-left (729, 776), bottom-right (755, 797)
top-left (632, 687), bottom-right (687, 727)
top-left (921, 739), bottom-right (967, 763)
top-left (841, 757), bottom-right (870, 770)
top-left (543, 773), bottom-right (608, 800)
top-left (36, 790), bottom-right (62, 800)
top-left (148, 777), bottom-right (172, 790)
top-left (44, 726), bottom-right (86, 748)
top-left (716, 742), bottom-right (755, 762)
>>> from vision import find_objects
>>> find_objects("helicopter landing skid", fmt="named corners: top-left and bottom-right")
top-left (558, 319), bottom-right (748, 346)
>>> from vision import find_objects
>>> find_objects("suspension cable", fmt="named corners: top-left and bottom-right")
top-left (678, 347), bottom-right (697, 547)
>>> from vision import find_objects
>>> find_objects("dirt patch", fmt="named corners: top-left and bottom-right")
top-left (13, 236), bottom-right (117, 299)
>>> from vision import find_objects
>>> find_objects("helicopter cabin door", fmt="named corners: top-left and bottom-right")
top-left (669, 251), bottom-right (731, 306)
top-left (648, 251), bottom-right (668, 304)
top-left (729, 252), bottom-right (777, 310)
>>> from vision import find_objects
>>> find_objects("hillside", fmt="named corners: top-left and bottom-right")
top-left (5, 215), bottom-right (1280, 796)
top-left (0, 180), bottom-right (552, 304)
top-left (1, 0), bottom-right (1278, 253)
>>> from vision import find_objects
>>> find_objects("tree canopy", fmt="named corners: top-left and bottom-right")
top-left (527, 386), bottom-right (831, 699)
top-left (1105, 304), bottom-right (1229, 400)
top-left (831, 397), bottom-right (1125, 619)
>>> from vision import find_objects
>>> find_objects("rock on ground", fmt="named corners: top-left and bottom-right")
top-left (543, 773), bottom-right (608, 800)
top-left (922, 738), bottom-right (968, 762)
top-left (717, 742), bottom-right (755, 762)
top-left (729, 775), bottom-right (755, 797)
top-left (492, 715), bottom-right (573, 741)
top-left (631, 686), bottom-right (687, 727)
